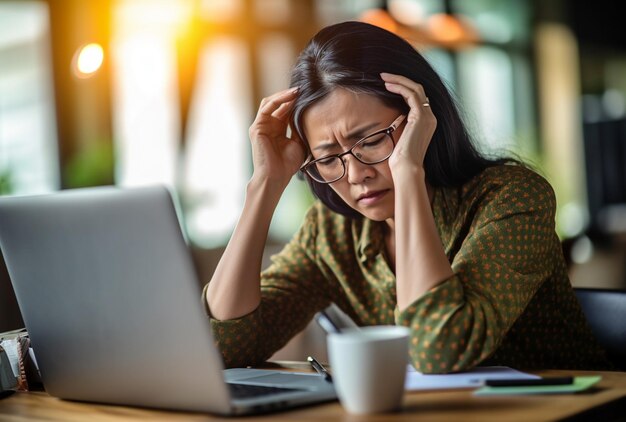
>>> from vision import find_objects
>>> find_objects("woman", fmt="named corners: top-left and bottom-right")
top-left (204, 21), bottom-right (611, 373)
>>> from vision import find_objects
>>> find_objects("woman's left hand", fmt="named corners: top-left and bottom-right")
top-left (381, 73), bottom-right (437, 172)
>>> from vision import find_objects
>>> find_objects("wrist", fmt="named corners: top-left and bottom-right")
top-left (246, 176), bottom-right (286, 204)
top-left (390, 163), bottom-right (426, 182)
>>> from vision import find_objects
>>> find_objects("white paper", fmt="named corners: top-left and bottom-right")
top-left (0, 339), bottom-right (19, 378)
top-left (405, 365), bottom-right (540, 391)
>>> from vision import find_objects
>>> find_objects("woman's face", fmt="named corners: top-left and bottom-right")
top-left (302, 89), bottom-right (403, 221)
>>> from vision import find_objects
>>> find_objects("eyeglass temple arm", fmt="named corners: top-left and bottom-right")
top-left (390, 114), bottom-right (406, 130)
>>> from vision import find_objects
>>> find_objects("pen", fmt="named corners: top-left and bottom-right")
top-left (484, 376), bottom-right (574, 387)
top-left (307, 356), bottom-right (333, 383)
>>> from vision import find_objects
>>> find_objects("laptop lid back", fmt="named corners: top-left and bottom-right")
top-left (0, 185), bottom-right (232, 413)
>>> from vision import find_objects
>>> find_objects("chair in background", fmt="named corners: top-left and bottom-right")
top-left (582, 117), bottom-right (626, 238)
top-left (574, 287), bottom-right (626, 371)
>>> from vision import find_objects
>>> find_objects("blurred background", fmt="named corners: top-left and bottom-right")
top-left (1, 0), bottom-right (625, 358)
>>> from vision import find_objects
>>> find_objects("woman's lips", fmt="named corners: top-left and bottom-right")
top-left (357, 189), bottom-right (389, 205)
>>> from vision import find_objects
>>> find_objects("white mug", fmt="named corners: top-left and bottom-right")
top-left (327, 325), bottom-right (410, 414)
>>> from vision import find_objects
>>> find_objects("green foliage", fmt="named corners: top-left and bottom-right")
top-left (64, 142), bottom-right (115, 188)
top-left (0, 168), bottom-right (12, 195)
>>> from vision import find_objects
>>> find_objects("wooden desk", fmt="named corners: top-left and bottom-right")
top-left (1, 364), bottom-right (625, 421)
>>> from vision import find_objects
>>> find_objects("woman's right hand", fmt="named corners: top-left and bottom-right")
top-left (248, 87), bottom-right (305, 188)
top-left (208, 88), bottom-right (304, 320)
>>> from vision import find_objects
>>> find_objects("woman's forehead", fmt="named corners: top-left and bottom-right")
top-left (304, 89), bottom-right (382, 118)
top-left (302, 89), bottom-right (391, 139)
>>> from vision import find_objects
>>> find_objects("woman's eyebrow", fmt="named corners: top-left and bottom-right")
top-left (311, 121), bottom-right (382, 152)
top-left (345, 121), bottom-right (381, 140)
top-left (312, 142), bottom-right (337, 153)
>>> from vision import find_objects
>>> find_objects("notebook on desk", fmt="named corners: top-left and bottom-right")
top-left (0, 185), bottom-right (336, 415)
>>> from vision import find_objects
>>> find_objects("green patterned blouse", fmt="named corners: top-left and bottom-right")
top-left (204, 164), bottom-right (612, 373)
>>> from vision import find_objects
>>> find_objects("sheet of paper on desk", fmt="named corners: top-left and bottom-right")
top-left (405, 365), bottom-right (540, 391)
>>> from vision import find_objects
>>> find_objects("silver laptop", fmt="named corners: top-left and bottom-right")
top-left (0, 185), bottom-right (336, 415)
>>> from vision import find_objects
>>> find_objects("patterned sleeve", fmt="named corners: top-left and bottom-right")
top-left (205, 204), bottom-right (332, 368)
top-left (395, 168), bottom-right (559, 373)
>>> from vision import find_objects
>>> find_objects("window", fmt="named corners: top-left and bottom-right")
top-left (0, 1), bottom-right (58, 196)
top-left (182, 37), bottom-right (251, 246)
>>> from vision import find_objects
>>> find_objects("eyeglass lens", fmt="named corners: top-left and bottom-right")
top-left (307, 132), bottom-right (394, 183)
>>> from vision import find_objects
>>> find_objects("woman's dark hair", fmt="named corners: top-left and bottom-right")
top-left (289, 20), bottom-right (509, 218)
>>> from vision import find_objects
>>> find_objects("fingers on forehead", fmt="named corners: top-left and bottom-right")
top-left (259, 89), bottom-right (298, 112)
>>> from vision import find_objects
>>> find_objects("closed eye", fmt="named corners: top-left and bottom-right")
top-left (316, 156), bottom-right (339, 166)
top-left (360, 133), bottom-right (387, 148)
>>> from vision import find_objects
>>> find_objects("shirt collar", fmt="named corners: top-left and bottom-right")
top-left (355, 217), bottom-right (385, 263)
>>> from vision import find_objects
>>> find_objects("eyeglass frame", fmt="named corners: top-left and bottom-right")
top-left (300, 114), bottom-right (406, 184)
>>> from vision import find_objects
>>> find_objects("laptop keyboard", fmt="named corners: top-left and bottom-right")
top-left (227, 383), bottom-right (304, 399)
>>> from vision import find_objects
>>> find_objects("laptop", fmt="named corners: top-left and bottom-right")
top-left (0, 185), bottom-right (336, 415)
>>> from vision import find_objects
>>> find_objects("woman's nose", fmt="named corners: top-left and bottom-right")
top-left (344, 155), bottom-right (375, 184)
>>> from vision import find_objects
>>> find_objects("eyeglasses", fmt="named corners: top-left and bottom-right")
top-left (300, 114), bottom-right (406, 184)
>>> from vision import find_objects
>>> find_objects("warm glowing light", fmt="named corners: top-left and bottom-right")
top-left (74, 43), bottom-right (104, 77)
top-left (358, 9), bottom-right (398, 34)
top-left (358, 7), bottom-right (480, 50)
top-left (388, 0), bottom-right (426, 27)
top-left (358, 8), bottom-right (432, 48)
top-left (427, 13), bottom-right (479, 47)
top-left (116, 0), bottom-right (194, 37)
